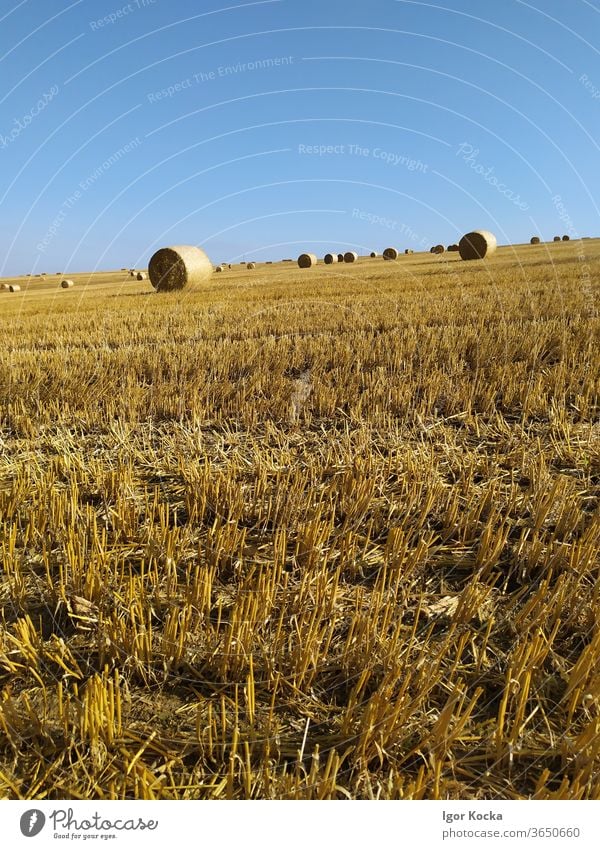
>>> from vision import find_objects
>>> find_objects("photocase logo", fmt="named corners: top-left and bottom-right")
top-left (20, 810), bottom-right (46, 837)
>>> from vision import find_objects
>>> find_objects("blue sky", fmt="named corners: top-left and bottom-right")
top-left (0, 0), bottom-right (599, 274)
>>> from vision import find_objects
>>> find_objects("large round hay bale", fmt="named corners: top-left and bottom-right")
top-left (553, 236), bottom-right (561, 242)
top-left (370, 251), bottom-right (378, 258)
top-left (432, 244), bottom-right (445, 254)
top-left (447, 244), bottom-right (459, 252)
top-left (343, 251), bottom-right (358, 263)
top-left (323, 253), bottom-right (338, 264)
top-left (297, 253), bottom-right (317, 268)
top-left (9, 284), bottom-right (21, 292)
top-left (1, 283), bottom-right (9, 290)
top-left (247, 262), bottom-right (256, 269)
top-left (404, 249), bottom-right (413, 255)
top-left (562, 235), bottom-right (570, 241)
top-left (136, 272), bottom-right (147, 281)
top-left (530, 236), bottom-right (540, 245)
top-left (337, 253), bottom-right (344, 263)
top-left (129, 270), bottom-right (136, 277)
top-left (215, 266), bottom-right (223, 272)
top-left (148, 245), bottom-right (213, 292)
top-left (60, 279), bottom-right (74, 289)
top-left (458, 230), bottom-right (498, 261)
top-left (383, 247), bottom-right (399, 260)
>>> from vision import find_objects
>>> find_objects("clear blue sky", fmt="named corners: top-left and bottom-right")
top-left (0, 0), bottom-right (599, 275)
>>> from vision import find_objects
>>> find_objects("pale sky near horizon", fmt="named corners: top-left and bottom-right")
top-left (0, 0), bottom-right (599, 275)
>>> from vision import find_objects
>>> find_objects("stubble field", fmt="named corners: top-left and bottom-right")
top-left (0, 241), bottom-right (599, 799)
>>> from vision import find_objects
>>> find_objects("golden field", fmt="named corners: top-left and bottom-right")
top-left (0, 241), bottom-right (599, 799)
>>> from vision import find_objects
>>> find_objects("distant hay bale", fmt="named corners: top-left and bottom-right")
top-left (370, 251), bottom-right (378, 258)
top-left (447, 244), bottom-right (459, 252)
top-left (121, 267), bottom-right (127, 271)
top-left (1, 283), bottom-right (9, 290)
top-left (129, 270), bottom-right (136, 277)
top-left (148, 245), bottom-right (213, 292)
top-left (432, 244), bottom-right (445, 254)
top-left (343, 251), bottom-right (358, 263)
top-left (459, 230), bottom-right (498, 261)
top-left (247, 262), bottom-right (256, 269)
top-left (215, 266), bottom-right (223, 272)
top-left (323, 253), bottom-right (338, 264)
top-left (60, 279), bottom-right (74, 289)
top-left (383, 247), bottom-right (399, 261)
top-left (530, 236), bottom-right (540, 245)
top-left (266, 261), bottom-right (273, 264)
top-left (9, 284), bottom-right (21, 292)
top-left (562, 235), bottom-right (570, 241)
top-left (553, 236), bottom-right (561, 242)
top-left (337, 253), bottom-right (344, 263)
top-left (136, 272), bottom-right (147, 281)
top-left (404, 249), bottom-right (413, 255)
top-left (297, 253), bottom-right (317, 268)
top-left (282, 259), bottom-right (293, 262)
top-left (429, 247), bottom-right (436, 253)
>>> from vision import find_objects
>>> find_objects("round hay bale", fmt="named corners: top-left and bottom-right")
top-left (432, 244), bottom-right (445, 254)
top-left (459, 230), bottom-right (497, 261)
top-left (383, 247), bottom-right (399, 261)
top-left (9, 284), bottom-right (21, 292)
top-left (447, 244), bottom-right (460, 252)
top-left (148, 245), bottom-right (213, 292)
top-left (60, 279), bottom-right (74, 289)
top-left (129, 270), bottom-right (136, 277)
top-left (215, 266), bottom-right (223, 272)
top-left (553, 236), bottom-right (561, 242)
top-left (530, 236), bottom-right (540, 245)
top-left (370, 251), bottom-right (378, 258)
top-left (404, 249), bottom-right (413, 255)
top-left (323, 253), bottom-right (338, 264)
top-left (297, 253), bottom-right (317, 268)
top-left (1, 283), bottom-right (9, 290)
top-left (343, 251), bottom-right (358, 263)
top-left (136, 272), bottom-right (147, 281)
top-left (337, 253), bottom-right (344, 263)
top-left (246, 262), bottom-right (256, 269)
top-left (562, 234), bottom-right (570, 241)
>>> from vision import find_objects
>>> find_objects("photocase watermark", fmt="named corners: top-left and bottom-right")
top-left (90, 0), bottom-right (157, 30)
top-left (579, 73), bottom-right (600, 99)
top-left (20, 810), bottom-right (46, 837)
top-left (352, 208), bottom-right (429, 245)
top-left (456, 143), bottom-right (529, 211)
top-left (551, 193), bottom-right (593, 289)
top-left (36, 137), bottom-right (142, 253)
top-left (298, 142), bottom-right (428, 172)
top-left (147, 56), bottom-right (295, 102)
top-left (0, 85), bottom-right (59, 149)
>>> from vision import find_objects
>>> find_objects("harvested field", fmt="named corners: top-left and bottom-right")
top-left (0, 241), bottom-right (599, 801)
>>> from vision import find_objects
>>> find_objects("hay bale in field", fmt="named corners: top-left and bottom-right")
top-left (136, 272), bottom-right (147, 281)
top-left (282, 259), bottom-right (293, 262)
top-left (129, 270), bottom-right (136, 277)
top-left (323, 253), bottom-right (338, 264)
top-left (370, 251), bottom-right (378, 258)
top-left (553, 236), bottom-right (561, 242)
top-left (530, 236), bottom-right (540, 244)
top-left (60, 279), bottom-right (74, 289)
top-left (429, 247), bottom-right (436, 253)
top-left (383, 247), bottom-right (399, 261)
top-left (562, 235), bottom-right (570, 241)
top-left (1, 283), bottom-right (9, 290)
top-left (458, 230), bottom-right (497, 261)
top-left (148, 245), bottom-right (213, 292)
top-left (9, 284), bottom-right (21, 292)
top-left (404, 249), bottom-right (413, 255)
top-left (247, 262), bottom-right (256, 269)
top-left (343, 251), bottom-right (358, 263)
top-left (447, 244), bottom-right (459, 252)
top-left (432, 244), bottom-right (445, 254)
top-left (215, 266), bottom-right (223, 272)
top-left (297, 253), bottom-right (317, 268)
top-left (337, 253), bottom-right (344, 263)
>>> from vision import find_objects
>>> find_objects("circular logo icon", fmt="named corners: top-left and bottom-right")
top-left (20, 811), bottom-right (46, 837)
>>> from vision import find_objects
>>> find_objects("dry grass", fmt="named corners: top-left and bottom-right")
top-left (0, 242), bottom-right (599, 800)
